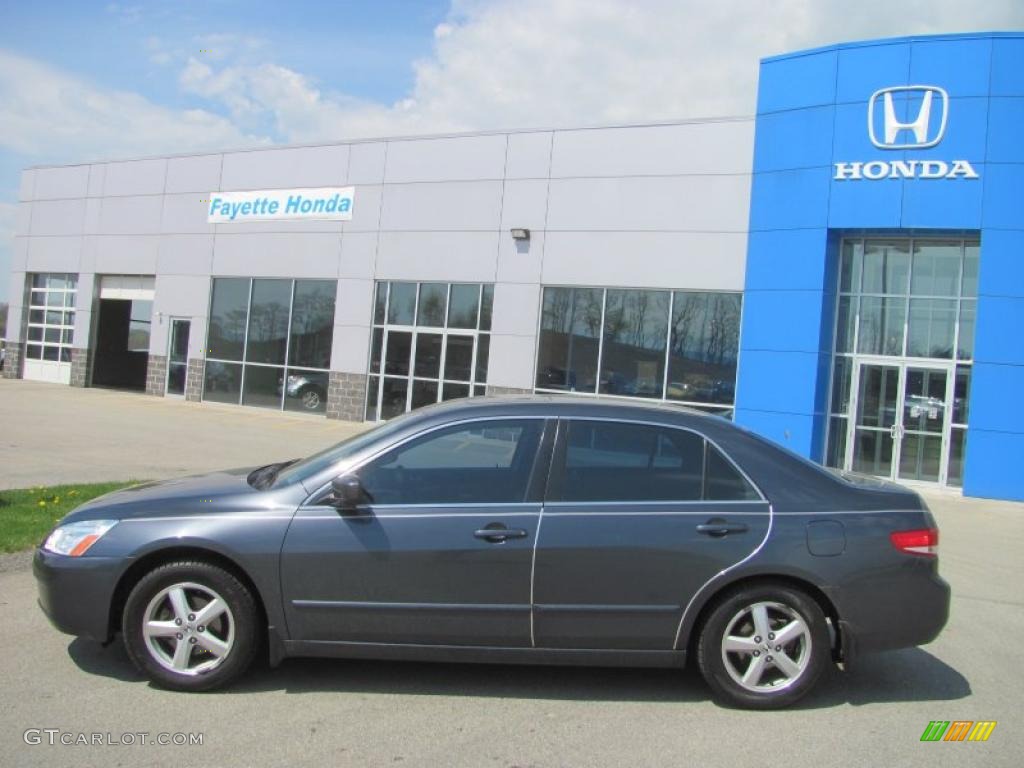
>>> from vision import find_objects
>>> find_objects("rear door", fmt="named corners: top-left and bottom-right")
top-left (280, 417), bottom-right (552, 647)
top-left (532, 418), bottom-right (770, 650)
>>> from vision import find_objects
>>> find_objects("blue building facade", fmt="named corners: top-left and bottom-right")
top-left (736, 32), bottom-right (1024, 501)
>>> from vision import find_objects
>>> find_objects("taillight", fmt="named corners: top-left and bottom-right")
top-left (890, 528), bottom-right (939, 557)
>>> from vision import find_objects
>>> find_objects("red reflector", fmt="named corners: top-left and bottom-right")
top-left (890, 528), bottom-right (939, 556)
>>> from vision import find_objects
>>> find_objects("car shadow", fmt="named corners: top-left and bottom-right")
top-left (68, 638), bottom-right (970, 707)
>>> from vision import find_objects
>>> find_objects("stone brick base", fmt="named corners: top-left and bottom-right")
top-left (185, 359), bottom-right (205, 402)
top-left (1, 342), bottom-right (22, 379)
top-left (145, 354), bottom-right (167, 396)
top-left (327, 372), bottom-right (367, 421)
top-left (486, 385), bottom-right (532, 396)
top-left (70, 348), bottom-right (91, 387)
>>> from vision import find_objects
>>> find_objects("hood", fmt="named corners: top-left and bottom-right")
top-left (63, 467), bottom-right (261, 522)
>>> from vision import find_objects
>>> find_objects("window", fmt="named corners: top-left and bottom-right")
top-left (127, 300), bottom-right (152, 353)
top-left (25, 274), bottom-right (76, 362)
top-left (535, 287), bottom-right (741, 417)
top-left (366, 281), bottom-right (493, 421)
top-left (204, 278), bottom-right (337, 414)
top-left (552, 421), bottom-right (758, 503)
top-left (705, 444), bottom-right (761, 501)
top-left (356, 419), bottom-right (543, 505)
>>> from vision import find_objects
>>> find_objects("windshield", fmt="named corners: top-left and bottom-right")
top-left (272, 410), bottom-right (422, 488)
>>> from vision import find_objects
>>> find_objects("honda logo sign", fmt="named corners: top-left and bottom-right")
top-left (833, 83), bottom-right (978, 181)
top-left (868, 86), bottom-right (948, 149)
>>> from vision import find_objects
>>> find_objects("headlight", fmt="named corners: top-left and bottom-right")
top-left (43, 520), bottom-right (119, 557)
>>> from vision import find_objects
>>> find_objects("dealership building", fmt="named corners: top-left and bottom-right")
top-left (4, 32), bottom-right (1023, 501)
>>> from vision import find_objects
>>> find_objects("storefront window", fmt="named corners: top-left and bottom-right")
top-left (245, 279), bottom-right (291, 365)
top-left (535, 287), bottom-right (602, 393)
top-left (366, 281), bottom-right (492, 421)
top-left (667, 292), bottom-right (741, 406)
top-left (535, 286), bottom-right (742, 416)
top-left (288, 280), bottom-right (336, 369)
top-left (600, 290), bottom-right (670, 398)
top-left (204, 278), bottom-right (337, 414)
top-left (207, 278), bottom-right (249, 361)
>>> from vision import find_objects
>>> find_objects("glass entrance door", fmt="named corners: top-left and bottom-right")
top-left (847, 360), bottom-right (953, 483)
top-left (851, 363), bottom-right (901, 477)
top-left (166, 319), bottom-right (190, 396)
top-left (898, 367), bottom-right (949, 483)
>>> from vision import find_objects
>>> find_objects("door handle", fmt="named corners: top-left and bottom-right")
top-left (696, 520), bottom-right (749, 538)
top-left (474, 527), bottom-right (528, 543)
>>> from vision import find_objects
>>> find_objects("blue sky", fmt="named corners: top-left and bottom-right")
top-left (2, 0), bottom-right (1022, 304)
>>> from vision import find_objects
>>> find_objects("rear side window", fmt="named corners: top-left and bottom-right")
top-left (552, 420), bottom-right (759, 503)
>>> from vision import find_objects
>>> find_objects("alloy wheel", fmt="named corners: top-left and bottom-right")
top-left (142, 581), bottom-right (235, 676)
top-left (720, 600), bottom-right (811, 693)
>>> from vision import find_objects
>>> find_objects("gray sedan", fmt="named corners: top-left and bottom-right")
top-left (34, 396), bottom-right (949, 709)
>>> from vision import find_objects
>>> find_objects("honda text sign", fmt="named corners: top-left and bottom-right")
top-left (207, 187), bottom-right (355, 223)
top-left (834, 84), bottom-right (978, 181)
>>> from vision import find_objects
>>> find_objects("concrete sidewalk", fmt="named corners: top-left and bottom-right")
top-left (0, 379), bottom-right (368, 490)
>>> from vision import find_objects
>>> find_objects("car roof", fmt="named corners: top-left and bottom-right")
top-left (409, 393), bottom-right (722, 425)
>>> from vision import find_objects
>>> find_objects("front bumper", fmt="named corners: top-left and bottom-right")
top-left (33, 548), bottom-right (125, 642)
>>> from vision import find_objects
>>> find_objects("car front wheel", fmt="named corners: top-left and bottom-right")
top-left (122, 561), bottom-right (259, 691)
top-left (697, 583), bottom-right (830, 709)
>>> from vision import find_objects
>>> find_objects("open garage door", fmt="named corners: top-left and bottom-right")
top-left (92, 276), bottom-right (154, 391)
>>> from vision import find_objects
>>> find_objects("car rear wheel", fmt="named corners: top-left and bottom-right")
top-left (122, 561), bottom-right (259, 691)
top-left (697, 583), bottom-right (830, 709)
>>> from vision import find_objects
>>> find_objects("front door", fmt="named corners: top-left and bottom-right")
top-left (165, 319), bottom-right (190, 396)
top-left (848, 361), bottom-right (953, 484)
top-left (280, 418), bottom-right (550, 647)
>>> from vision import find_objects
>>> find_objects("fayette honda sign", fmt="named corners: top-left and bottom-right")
top-left (207, 187), bottom-right (355, 222)
top-left (834, 85), bottom-right (978, 181)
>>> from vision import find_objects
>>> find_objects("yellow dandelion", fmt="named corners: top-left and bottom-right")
top-left (38, 500), bottom-right (46, 507)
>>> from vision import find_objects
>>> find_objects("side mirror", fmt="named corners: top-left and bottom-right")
top-left (329, 475), bottom-right (365, 512)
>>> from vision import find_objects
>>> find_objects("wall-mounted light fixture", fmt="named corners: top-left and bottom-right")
top-left (510, 228), bottom-right (531, 241)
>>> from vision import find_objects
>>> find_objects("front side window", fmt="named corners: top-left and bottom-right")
top-left (357, 419), bottom-right (543, 505)
top-left (551, 420), bottom-right (759, 503)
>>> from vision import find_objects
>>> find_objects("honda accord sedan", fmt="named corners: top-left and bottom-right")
top-left (34, 396), bottom-right (949, 708)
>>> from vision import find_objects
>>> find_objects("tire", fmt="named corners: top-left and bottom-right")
top-left (697, 582), bottom-right (830, 709)
top-left (122, 560), bottom-right (259, 692)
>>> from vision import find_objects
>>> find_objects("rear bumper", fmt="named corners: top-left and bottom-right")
top-left (831, 565), bottom-right (950, 659)
top-left (33, 549), bottom-right (124, 642)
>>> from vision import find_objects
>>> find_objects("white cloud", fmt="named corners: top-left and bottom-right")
top-left (176, 0), bottom-right (1024, 143)
top-left (0, 50), bottom-right (268, 163)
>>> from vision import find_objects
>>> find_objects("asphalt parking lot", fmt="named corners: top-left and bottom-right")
top-left (0, 379), bottom-right (1022, 766)
top-left (0, 379), bottom-right (368, 490)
